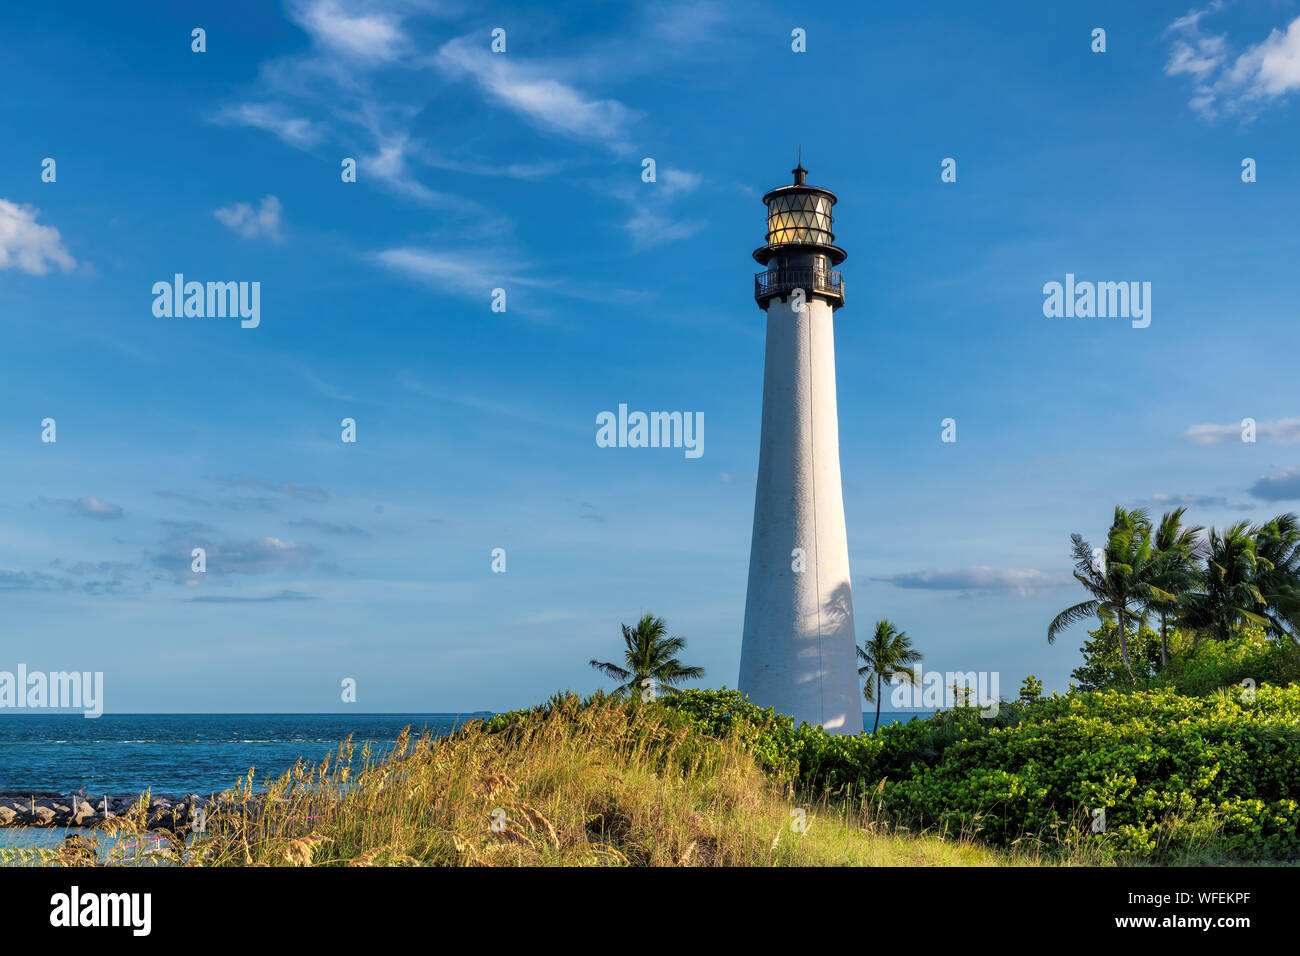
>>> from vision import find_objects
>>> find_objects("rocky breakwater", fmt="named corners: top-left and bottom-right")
top-left (0, 792), bottom-right (213, 830)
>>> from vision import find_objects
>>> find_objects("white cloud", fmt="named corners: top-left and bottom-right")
top-left (213, 103), bottom-right (327, 149)
top-left (658, 167), bottom-right (703, 198)
top-left (1252, 18), bottom-right (1300, 96)
top-left (0, 199), bottom-right (76, 276)
top-left (1165, 7), bottom-right (1300, 120)
top-left (624, 206), bottom-right (705, 247)
top-left (373, 246), bottom-right (646, 308)
top-left (214, 195), bottom-right (284, 242)
top-left (1180, 417), bottom-right (1300, 444)
top-left (434, 35), bottom-right (640, 152)
top-left (372, 247), bottom-right (501, 296)
top-left (292, 0), bottom-right (408, 62)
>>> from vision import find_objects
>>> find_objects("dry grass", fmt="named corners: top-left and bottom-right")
top-left (11, 696), bottom-right (1050, 867)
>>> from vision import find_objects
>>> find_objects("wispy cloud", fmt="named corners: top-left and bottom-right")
top-left (154, 477), bottom-right (328, 513)
top-left (185, 589), bottom-right (317, 603)
top-left (2, 558), bottom-right (139, 596)
top-left (210, 0), bottom-right (475, 212)
top-left (211, 103), bottom-right (327, 149)
top-left (0, 568), bottom-right (71, 592)
top-left (373, 247), bottom-right (647, 317)
top-left (1165, 5), bottom-right (1300, 121)
top-left (1134, 492), bottom-right (1253, 511)
top-left (624, 205), bottom-right (706, 247)
top-left (293, 0), bottom-right (409, 63)
top-left (1180, 417), bottom-right (1300, 445)
top-left (212, 0), bottom-right (710, 257)
top-left (288, 518), bottom-right (369, 537)
top-left (211, 477), bottom-right (329, 502)
top-left (155, 489), bottom-right (277, 513)
top-left (649, 0), bottom-right (728, 45)
top-left (0, 199), bottom-right (76, 276)
top-left (434, 35), bottom-right (641, 152)
top-left (871, 567), bottom-right (1061, 596)
top-left (215, 195), bottom-right (284, 242)
top-left (372, 248), bottom-right (504, 298)
top-left (39, 496), bottom-right (124, 520)
top-left (153, 534), bottom-right (321, 581)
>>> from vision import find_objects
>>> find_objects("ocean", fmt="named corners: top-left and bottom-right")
top-left (0, 711), bottom-right (933, 796)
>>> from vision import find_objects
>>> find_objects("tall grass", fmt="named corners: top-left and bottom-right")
top-left (19, 694), bottom-right (1042, 867)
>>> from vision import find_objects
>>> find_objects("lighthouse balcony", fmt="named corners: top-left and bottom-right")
top-left (754, 266), bottom-right (844, 308)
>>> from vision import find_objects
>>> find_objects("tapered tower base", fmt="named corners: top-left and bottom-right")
top-left (738, 295), bottom-right (862, 734)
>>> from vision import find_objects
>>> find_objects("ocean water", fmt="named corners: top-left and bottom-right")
top-left (0, 711), bottom-right (933, 796)
top-left (0, 713), bottom-right (482, 795)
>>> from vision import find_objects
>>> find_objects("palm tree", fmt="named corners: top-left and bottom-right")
top-left (857, 619), bottom-right (922, 734)
top-left (1047, 507), bottom-right (1176, 684)
top-left (589, 613), bottom-right (705, 698)
top-left (1252, 513), bottom-right (1300, 643)
top-left (1146, 508), bottom-right (1204, 667)
top-left (1183, 522), bottom-right (1271, 642)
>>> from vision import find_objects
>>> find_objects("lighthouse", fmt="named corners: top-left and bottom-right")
top-left (738, 160), bottom-right (862, 735)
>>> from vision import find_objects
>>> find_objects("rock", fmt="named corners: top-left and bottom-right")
top-left (29, 805), bottom-right (57, 826)
top-left (0, 806), bottom-right (17, 826)
top-left (70, 798), bottom-right (97, 826)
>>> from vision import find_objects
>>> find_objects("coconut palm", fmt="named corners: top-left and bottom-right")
top-left (1252, 513), bottom-right (1300, 643)
top-left (1183, 522), bottom-right (1271, 642)
top-left (589, 613), bottom-right (705, 698)
top-left (1145, 508), bottom-right (1204, 667)
top-left (1047, 507), bottom-right (1177, 684)
top-left (857, 619), bottom-right (922, 734)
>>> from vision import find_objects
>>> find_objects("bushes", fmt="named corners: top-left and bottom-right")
top-left (661, 685), bottom-right (1300, 861)
top-left (484, 684), bottom-right (1300, 861)
top-left (1150, 626), bottom-right (1300, 696)
top-left (1071, 622), bottom-right (1300, 695)
top-left (879, 687), bottom-right (1300, 860)
top-left (659, 688), bottom-right (883, 793)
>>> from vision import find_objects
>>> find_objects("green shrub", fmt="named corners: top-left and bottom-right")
top-left (659, 688), bottom-right (884, 793)
top-left (1070, 622), bottom-right (1168, 690)
top-left (1151, 626), bottom-right (1300, 696)
top-left (880, 686), bottom-right (1300, 859)
top-left (488, 684), bottom-right (1300, 861)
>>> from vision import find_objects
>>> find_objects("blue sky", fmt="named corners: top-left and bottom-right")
top-left (3, 0), bottom-right (1300, 712)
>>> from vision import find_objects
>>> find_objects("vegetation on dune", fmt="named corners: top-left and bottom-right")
top-left (663, 684), bottom-right (1300, 862)
top-left (879, 687), bottom-right (1300, 861)
top-left (13, 674), bottom-right (1299, 866)
top-left (10, 694), bottom-right (1029, 868)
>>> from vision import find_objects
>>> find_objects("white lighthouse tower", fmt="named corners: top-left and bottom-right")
top-left (738, 160), bottom-right (862, 735)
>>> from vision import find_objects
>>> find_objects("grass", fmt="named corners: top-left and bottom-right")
top-left (6, 694), bottom-right (1282, 866)
top-left (6, 695), bottom-right (1055, 867)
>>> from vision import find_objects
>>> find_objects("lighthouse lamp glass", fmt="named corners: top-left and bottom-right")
top-left (765, 192), bottom-right (834, 246)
